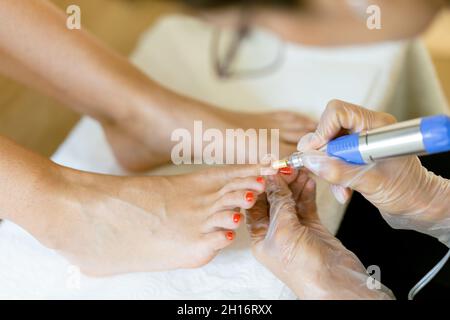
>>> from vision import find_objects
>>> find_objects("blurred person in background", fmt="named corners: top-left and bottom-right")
top-left (179, 0), bottom-right (444, 46)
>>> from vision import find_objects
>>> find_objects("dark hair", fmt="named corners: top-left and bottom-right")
top-left (181, 0), bottom-right (300, 9)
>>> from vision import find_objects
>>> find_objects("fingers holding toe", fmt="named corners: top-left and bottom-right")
top-left (295, 177), bottom-right (319, 221)
top-left (246, 193), bottom-right (270, 243)
top-left (290, 170), bottom-right (310, 201)
top-left (265, 175), bottom-right (293, 202)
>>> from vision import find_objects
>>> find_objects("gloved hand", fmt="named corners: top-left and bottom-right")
top-left (246, 171), bottom-right (394, 299)
top-left (297, 100), bottom-right (450, 246)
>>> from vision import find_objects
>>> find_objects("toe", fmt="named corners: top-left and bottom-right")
top-left (219, 164), bottom-right (265, 180)
top-left (204, 211), bottom-right (242, 232)
top-left (215, 190), bottom-right (257, 210)
top-left (203, 230), bottom-right (235, 251)
top-left (219, 176), bottom-right (265, 195)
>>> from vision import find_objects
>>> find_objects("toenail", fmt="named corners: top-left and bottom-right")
top-left (226, 231), bottom-right (234, 241)
top-left (233, 213), bottom-right (241, 223)
top-left (245, 192), bottom-right (254, 202)
top-left (279, 167), bottom-right (293, 175)
top-left (256, 176), bottom-right (265, 184)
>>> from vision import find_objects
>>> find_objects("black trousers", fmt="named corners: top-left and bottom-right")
top-left (336, 152), bottom-right (450, 300)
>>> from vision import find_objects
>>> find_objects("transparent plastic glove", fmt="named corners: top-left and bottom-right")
top-left (297, 100), bottom-right (450, 246)
top-left (246, 171), bottom-right (394, 299)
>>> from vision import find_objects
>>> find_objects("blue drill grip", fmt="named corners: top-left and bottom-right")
top-left (326, 133), bottom-right (365, 165)
top-left (420, 115), bottom-right (450, 155)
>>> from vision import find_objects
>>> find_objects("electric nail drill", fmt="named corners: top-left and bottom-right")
top-left (273, 114), bottom-right (450, 169)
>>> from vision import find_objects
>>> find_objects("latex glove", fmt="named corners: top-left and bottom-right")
top-left (297, 100), bottom-right (450, 246)
top-left (246, 171), bottom-right (394, 299)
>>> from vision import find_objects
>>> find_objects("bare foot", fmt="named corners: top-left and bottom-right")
top-left (103, 103), bottom-right (316, 172)
top-left (38, 164), bottom-right (267, 276)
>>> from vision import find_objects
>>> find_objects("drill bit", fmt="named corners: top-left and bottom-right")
top-left (271, 159), bottom-right (289, 170)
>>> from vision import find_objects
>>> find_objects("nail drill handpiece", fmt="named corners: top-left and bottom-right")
top-left (273, 115), bottom-right (450, 170)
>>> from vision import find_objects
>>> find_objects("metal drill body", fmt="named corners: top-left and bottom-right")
top-left (281, 115), bottom-right (450, 169)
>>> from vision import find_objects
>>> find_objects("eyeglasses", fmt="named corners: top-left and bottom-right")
top-left (210, 8), bottom-right (286, 80)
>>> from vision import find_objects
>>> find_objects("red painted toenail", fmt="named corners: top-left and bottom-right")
top-left (233, 213), bottom-right (241, 223)
top-left (226, 231), bottom-right (234, 241)
top-left (256, 176), bottom-right (264, 184)
top-left (245, 192), bottom-right (254, 202)
top-left (279, 167), bottom-right (293, 175)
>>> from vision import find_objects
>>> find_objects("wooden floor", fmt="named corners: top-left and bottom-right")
top-left (0, 1), bottom-right (449, 158)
